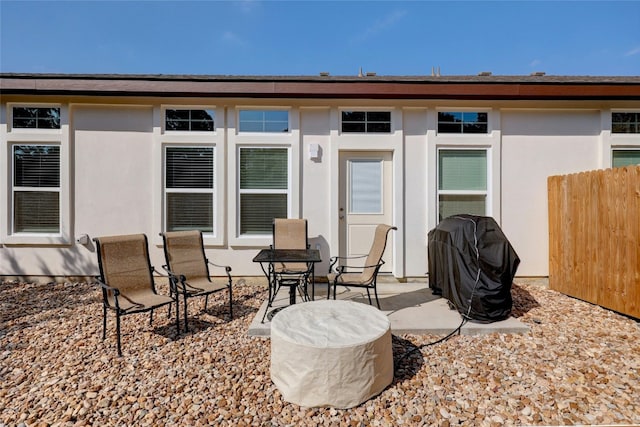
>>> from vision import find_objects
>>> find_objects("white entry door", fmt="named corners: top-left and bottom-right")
top-left (339, 151), bottom-right (393, 272)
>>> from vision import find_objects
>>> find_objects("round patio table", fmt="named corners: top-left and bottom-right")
top-left (270, 299), bottom-right (393, 408)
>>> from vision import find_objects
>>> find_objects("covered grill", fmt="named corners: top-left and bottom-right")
top-left (428, 215), bottom-right (520, 323)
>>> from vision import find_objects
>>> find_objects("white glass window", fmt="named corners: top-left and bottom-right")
top-left (341, 111), bottom-right (391, 133)
top-left (12, 107), bottom-right (61, 129)
top-left (612, 112), bottom-right (640, 134)
top-left (12, 144), bottom-right (60, 233)
top-left (239, 147), bottom-right (289, 235)
top-left (239, 110), bottom-right (288, 133)
top-left (165, 109), bottom-right (215, 132)
top-left (438, 149), bottom-right (487, 221)
top-left (349, 160), bottom-right (382, 213)
top-left (438, 112), bottom-right (488, 134)
top-left (164, 146), bottom-right (214, 233)
top-left (612, 149), bottom-right (640, 167)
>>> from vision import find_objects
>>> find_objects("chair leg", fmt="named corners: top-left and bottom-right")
top-left (102, 305), bottom-right (107, 340)
top-left (204, 295), bottom-right (209, 312)
top-left (174, 297), bottom-right (180, 334)
top-left (366, 289), bottom-right (373, 306)
top-left (116, 313), bottom-right (122, 357)
top-left (332, 283), bottom-right (337, 300)
top-left (228, 287), bottom-right (233, 320)
top-left (149, 309), bottom-right (154, 325)
top-left (183, 293), bottom-right (189, 333)
top-left (373, 286), bottom-right (381, 309)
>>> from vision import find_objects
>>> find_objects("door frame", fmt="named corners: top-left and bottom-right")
top-left (329, 147), bottom-right (403, 278)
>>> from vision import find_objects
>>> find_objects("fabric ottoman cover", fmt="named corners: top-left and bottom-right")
top-left (270, 299), bottom-right (393, 408)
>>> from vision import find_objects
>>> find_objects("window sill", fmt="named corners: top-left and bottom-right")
top-left (229, 234), bottom-right (272, 248)
top-left (2, 234), bottom-right (71, 246)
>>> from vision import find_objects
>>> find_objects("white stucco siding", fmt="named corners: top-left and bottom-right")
top-left (402, 109), bottom-right (429, 277)
top-left (300, 108), bottom-right (331, 273)
top-left (501, 110), bottom-right (601, 276)
top-left (74, 105), bottom-right (154, 237)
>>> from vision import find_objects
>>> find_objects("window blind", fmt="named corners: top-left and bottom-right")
top-left (350, 160), bottom-right (382, 213)
top-left (165, 146), bottom-right (214, 232)
top-left (12, 145), bottom-right (61, 233)
top-left (439, 150), bottom-right (487, 191)
top-left (240, 148), bottom-right (288, 189)
top-left (167, 193), bottom-right (213, 232)
top-left (239, 147), bottom-right (288, 235)
top-left (166, 147), bottom-right (213, 189)
top-left (14, 145), bottom-right (60, 187)
top-left (240, 194), bottom-right (288, 235)
top-left (438, 195), bottom-right (486, 222)
top-left (14, 192), bottom-right (60, 233)
top-left (612, 150), bottom-right (640, 167)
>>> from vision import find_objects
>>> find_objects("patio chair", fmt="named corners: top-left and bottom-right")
top-left (327, 224), bottom-right (397, 309)
top-left (94, 233), bottom-right (178, 356)
top-left (271, 218), bottom-right (313, 303)
top-left (160, 230), bottom-right (233, 332)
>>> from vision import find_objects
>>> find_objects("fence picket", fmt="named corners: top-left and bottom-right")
top-left (548, 165), bottom-right (640, 318)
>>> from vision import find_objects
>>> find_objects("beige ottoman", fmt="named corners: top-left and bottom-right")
top-left (270, 299), bottom-right (393, 408)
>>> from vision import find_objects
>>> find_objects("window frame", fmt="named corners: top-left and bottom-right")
top-left (163, 144), bottom-right (216, 235)
top-left (236, 145), bottom-right (291, 237)
top-left (154, 105), bottom-right (224, 246)
top-left (341, 110), bottom-right (392, 134)
top-left (612, 148), bottom-right (640, 168)
top-left (437, 110), bottom-right (490, 135)
top-left (2, 103), bottom-right (70, 245)
top-left (10, 106), bottom-right (62, 131)
top-left (163, 107), bottom-right (216, 133)
top-left (436, 147), bottom-right (490, 222)
top-left (612, 111), bottom-right (640, 134)
top-left (238, 109), bottom-right (290, 134)
top-left (606, 109), bottom-right (640, 169)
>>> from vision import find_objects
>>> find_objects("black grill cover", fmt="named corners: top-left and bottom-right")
top-left (428, 215), bottom-right (520, 323)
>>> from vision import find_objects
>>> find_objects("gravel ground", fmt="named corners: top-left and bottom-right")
top-left (1, 279), bottom-right (639, 426)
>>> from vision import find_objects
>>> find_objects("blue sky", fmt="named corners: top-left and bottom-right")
top-left (1, 0), bottom-right (639, 76)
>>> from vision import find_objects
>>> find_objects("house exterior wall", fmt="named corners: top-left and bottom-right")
top-left (501, 109), bottom-right (602, 276)
top-left (1, 92), bottom-right (639, 280)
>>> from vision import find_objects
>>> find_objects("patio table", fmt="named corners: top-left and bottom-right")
top-left (270, 299), bottom-right (393, 408)
top-left (253, 248), bottom-right (321, 321)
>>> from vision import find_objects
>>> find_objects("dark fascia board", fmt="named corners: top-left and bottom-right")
top-left (2, 73), bottom-right (640, 100)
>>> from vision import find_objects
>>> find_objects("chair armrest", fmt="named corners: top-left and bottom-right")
top-left (160, 265), bottom-right (186, 295)
top-left (207, 260), bottom-right (232, 273)
top-left (206, 260), bottom-right (233, 287)
top-left (94, 276), bottom-right (143, 310)
top-left (329, 254), bottom-right (367, 273)
top-left (94, 276), bottom-right (120, 295)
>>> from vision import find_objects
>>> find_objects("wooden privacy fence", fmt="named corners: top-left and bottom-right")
top-left (548, 165), bottom-right (640, 319)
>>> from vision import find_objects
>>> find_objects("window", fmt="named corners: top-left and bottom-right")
top-left (12, 145), bottom-right (60, 233)
top-left (612, 112), bottom-right (640, 133)
top-left (239, 147), bottom-right (289, 235)
top-left (341, 111), bottom-right (391, 133)
top-left (612, 149), bottom-right (640, 167)
top-left (438, 149), bottom-right (487, 221)
top-left (165, 146), bottom-right (214, 233)
top-left (165, 109), bottom-right (215, 132)
top-left (239, 110), bottom-right (288, 133)
top-left (12, 107), bottom-right (60, 129)
top-left (438, 112), bottom-right (488, 134)
top-left (349, 160), bottom-right (382, 213)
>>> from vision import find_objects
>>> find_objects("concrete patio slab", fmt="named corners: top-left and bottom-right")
top-left (248, 281), bottom-right (529, 337)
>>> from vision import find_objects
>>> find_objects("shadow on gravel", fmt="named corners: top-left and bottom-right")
top-left (391, 335), bottom-right (425, 383)
top-left (1, 281), bottom-right (98, 333)
top-left (510, 283), bottom-right (541, 317)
